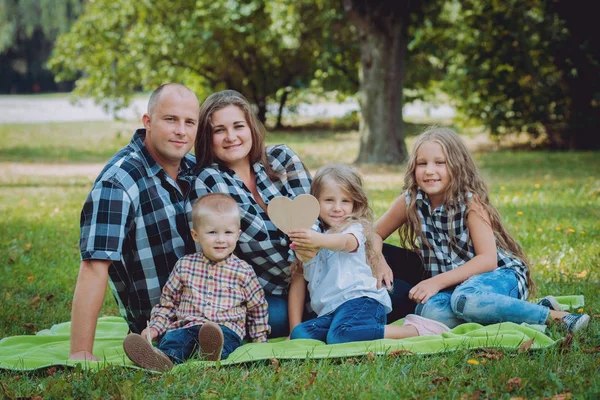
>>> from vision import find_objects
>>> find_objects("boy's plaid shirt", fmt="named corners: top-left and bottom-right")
top-left (80, 130), bottom-right (197, 334)
top-left (190, 145), bottom-right (316, 296)
top-left (148, 253), bottom-right (269, 342)
top-left (409, 189), bottom-right (529, 300)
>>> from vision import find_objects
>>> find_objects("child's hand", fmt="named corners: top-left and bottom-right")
top-left (293, 246), bottom-right (318, 262)
top-left (140, 326), bottom-right (159, 342)
top-left (288, 229), bottom-right (323, 249)
top-left (408, 279), bottom-right (442, 304)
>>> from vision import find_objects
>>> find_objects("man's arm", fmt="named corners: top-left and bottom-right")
top-left (69, 259), bottom-right (111, 361)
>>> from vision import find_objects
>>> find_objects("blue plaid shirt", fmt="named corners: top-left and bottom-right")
top-left (409, 189), bottom-right (529, 300)
top-left (190, 145), bottom-right (315, 296)
top-left (80, 129), bottom-right (197, 333)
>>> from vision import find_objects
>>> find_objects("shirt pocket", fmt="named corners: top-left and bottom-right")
top-left (214, 284), bottom-right (245, 310)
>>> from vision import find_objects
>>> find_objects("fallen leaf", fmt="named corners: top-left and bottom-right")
top-left (23, 323), bottom-right (36, 331)
top-left (24, 243), bottom-right (32, 251)
top-left (46, 366), bottom-right (58, 375)
top-left (366, 352), bottom-right (375, 360)
top-left (582, 345), bottom-right (600, 354)
top-left (27, 275), bottom-right (34, 282)
top-left (560, 333), bottom-right (574, 352)
top-left (45, 294), bottom-right (55, 302)
top-left (432, 376), bottom-right (449, 385)
top-left (518, 338), bottom-right (534, 353)
top-left (467, 359), bottom-right (479, 365)
top-left (5, 293), bottom-right (10, 300)
top-left (473, 349), bottom-right (504, 360)
top-left (242, 371), bottom-right (250, 381)
top-left (8, 257), bottom-right (14, 265)
top-left (30, 295), bottom-right (41, 305)
top-left (507, 377), bottom-right (522, 392)
top-left (304, 371), bottom-right (317, 388)
top-left (546, 393), bottom-right (573, 400)
top-left (270, 358), bottom-right (281, 373)
top-left (388, 349), bottom-right (416, 358)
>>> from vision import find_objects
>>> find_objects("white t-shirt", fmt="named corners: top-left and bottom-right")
top-left (303, 223), bottom-right (392, 317)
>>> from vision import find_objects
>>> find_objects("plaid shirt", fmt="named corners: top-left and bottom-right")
top-left (80, 129), bottom-right (197, 334)
top-left (409, 189), bottom-right (529, 299)
top-left (148, 253), bottom-right (269, 342)
top-left (190, 145), bottom-right (315, 295)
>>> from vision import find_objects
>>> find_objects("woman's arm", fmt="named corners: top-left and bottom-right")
top-left (288, 266), bottom-right (306, 334)
top-left (409, 201), bottom-right (498, 304)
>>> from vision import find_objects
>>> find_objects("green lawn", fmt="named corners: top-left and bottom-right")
top-left (0, 121), bottom-right (599, 398)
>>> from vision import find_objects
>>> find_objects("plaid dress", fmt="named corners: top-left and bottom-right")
top-left (80, 130), bottom-right (197, 333)
top-left (190, 145), bottom-right (315, 295)
top-left (408, 189), bottom-right (529, 299)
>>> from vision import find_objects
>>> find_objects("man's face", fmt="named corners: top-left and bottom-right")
top-left (142, 88), bottom-right (199, 170)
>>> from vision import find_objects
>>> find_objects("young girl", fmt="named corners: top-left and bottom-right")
top-left (288, 164), bottom-right (450, 344)
top-left (373, 127), bottom-right (590, 332)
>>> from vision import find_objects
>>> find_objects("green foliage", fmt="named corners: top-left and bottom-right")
top-left (438, 0), bottom-right (600, 148)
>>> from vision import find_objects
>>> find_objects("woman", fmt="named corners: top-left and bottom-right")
top-left (190, 90), bottom-right (425, 336)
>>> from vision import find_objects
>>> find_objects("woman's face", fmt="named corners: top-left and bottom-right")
top-left (211, 105), bottom-right (253, 169)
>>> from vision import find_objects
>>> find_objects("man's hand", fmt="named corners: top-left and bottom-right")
top-left (372, 255), bottom-right (394, 290)
top-left (408, 278), bottom-right (442, 304)
top-left (288, 229), bottom-right (323, 249)
top-left (69, 350), bottom-right (100, 361)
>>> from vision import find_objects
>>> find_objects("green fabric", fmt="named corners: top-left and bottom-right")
top-left (0, 295), bottom-right (584, 371)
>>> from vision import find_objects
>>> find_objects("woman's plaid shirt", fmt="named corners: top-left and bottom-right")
top-left (148, 252), bottom-right (269, 342)
top-left (409, 189), bottom-right (529, 300)
top-left (190, 145), bottom-right (315, 296)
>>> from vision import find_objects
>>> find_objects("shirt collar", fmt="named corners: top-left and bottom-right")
top-left (200, 252), bottom-right (236, 267)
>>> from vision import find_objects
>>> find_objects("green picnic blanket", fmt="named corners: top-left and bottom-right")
top-left (0, 295), bottom-right (584, 371)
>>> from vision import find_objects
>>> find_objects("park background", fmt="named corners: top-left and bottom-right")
top-left (0, 0), bottom-right (598, 398)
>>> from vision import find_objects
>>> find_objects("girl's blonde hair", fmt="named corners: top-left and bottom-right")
top-left (194, 90), bottom-right (278, 180)
top-left (400, 127), bottom-right (534, 293)
top-left (310, 164), bottom-right (378, 272)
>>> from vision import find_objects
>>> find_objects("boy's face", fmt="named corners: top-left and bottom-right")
top-left (191, 214), bottom-right (241, 262)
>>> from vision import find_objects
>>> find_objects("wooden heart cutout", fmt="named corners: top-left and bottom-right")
top-left (267, 194), bottom-right (320, 234)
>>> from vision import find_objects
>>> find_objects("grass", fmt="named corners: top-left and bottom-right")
top-left (0, 120), bottom-right (599, 398)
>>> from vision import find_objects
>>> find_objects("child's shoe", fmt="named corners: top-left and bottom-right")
top-left (537, 295), bottom-right (563, 311)
top-left (198, 321), bottom-right (224, 361)
top-left (561, 313), bottom-right (590, 333)
top-left (403, 314), bottom-right (451, 336)
top-left (123, 333), bottom-right (173, 372)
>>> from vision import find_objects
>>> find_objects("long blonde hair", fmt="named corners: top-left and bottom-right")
top-left (310, 164), bottom-right (378, 272)
top-left (400, 127), bottom-right (535, 292)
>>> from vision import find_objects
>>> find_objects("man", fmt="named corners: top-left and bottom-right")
top-left (69, 83), bottom-right (200, 361)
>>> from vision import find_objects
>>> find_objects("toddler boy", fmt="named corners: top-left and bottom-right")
top-left (123, 193), bottom-right (269, 371)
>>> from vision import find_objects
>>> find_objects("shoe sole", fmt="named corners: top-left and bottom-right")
top-left (199, 322), bottom-right (224, 361)
top-left (571, 314), bottom-right (590, 333)
top-left (123, 333), bottom-right (173, 372)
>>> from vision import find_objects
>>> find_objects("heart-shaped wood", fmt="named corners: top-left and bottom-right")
top-left (267, 194), bottom-right (320, 234)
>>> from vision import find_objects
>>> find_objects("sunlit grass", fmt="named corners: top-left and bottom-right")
top-left (0, 121), bottom-right (598, 398)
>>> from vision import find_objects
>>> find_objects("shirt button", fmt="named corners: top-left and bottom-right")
top-left (208, 292), bottom-right (213, 295)
top-left (207, 302), bottom-right (211, 306)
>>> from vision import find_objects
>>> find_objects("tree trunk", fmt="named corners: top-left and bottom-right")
top-left (345, 1), bottom-right (409, 164)
top-left (275, 89), bottom-right (290, 129)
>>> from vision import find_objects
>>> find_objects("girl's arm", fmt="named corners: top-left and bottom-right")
top-left (370, 195), bottom-right (408, 288)
top-left (288, 230), bottom-right (358, 253)
top-left (288, 266), bottom-right (306, 334)
top-left (409, 201), bottom-right (498, 303)
top-left (374, 194), bottom-right (408, 244)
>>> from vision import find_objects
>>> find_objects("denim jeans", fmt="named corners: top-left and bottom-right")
top-left (157, 324), bottom-right (242, 364)
top-left (290, 297), bottom-right (386, 344)
top-left (415, 268), bottom-right (549, 328)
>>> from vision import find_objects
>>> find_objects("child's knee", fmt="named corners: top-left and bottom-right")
top-left (450, 287), bottom-right (481, 318)
top-left (326, 325), bottom-right (351, 344)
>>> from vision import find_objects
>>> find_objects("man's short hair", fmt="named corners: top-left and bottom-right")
top-left (147, 83), bottom-right (195, 116)
top-left (192, 193), bottom-right (240, 230)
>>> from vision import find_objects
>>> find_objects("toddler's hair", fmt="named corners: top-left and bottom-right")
top-left (400, 126), bottom-right (534, 294)
top-left (310, 164), bottom-right (378, 272)
top-left (192, 193), bottom-right (240, 231)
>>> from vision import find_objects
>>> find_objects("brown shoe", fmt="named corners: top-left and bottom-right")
top-left (123, 333), bottom-right (173, 372)
top-left (198, 322), bottom-right (224, 361)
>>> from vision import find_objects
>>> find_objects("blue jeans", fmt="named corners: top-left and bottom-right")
top-left (157, 324), bottom-right (242, 364)
top-left (415, 269), bottom-right (549, 328)
top-left (290, 297), bottom-right (386, 344)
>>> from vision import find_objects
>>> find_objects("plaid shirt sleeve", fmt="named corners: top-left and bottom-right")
top-left (148, 261), bottom-right (184, 336)
top-left (80, 179), bottom-right (133, 261)
top-left (241, 261), bottom-right (270, 342)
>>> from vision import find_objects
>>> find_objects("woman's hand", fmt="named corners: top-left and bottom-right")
top-left (408, 278), bottom-right (442, 304)
top-left (372, 255), bottom-right (394, 290)
top-left (288, 229), bottom-right (323, 249)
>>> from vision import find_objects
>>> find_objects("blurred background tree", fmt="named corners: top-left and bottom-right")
top-left (0, 0), bottom-right (594, 163)
top-left (0, 0), bottom-right (85, 93)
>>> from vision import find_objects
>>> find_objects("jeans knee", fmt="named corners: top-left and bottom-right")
top-left (326, 325), bottom-right (350, 345)
top-left (451, 287), bottom-right (481, 317)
